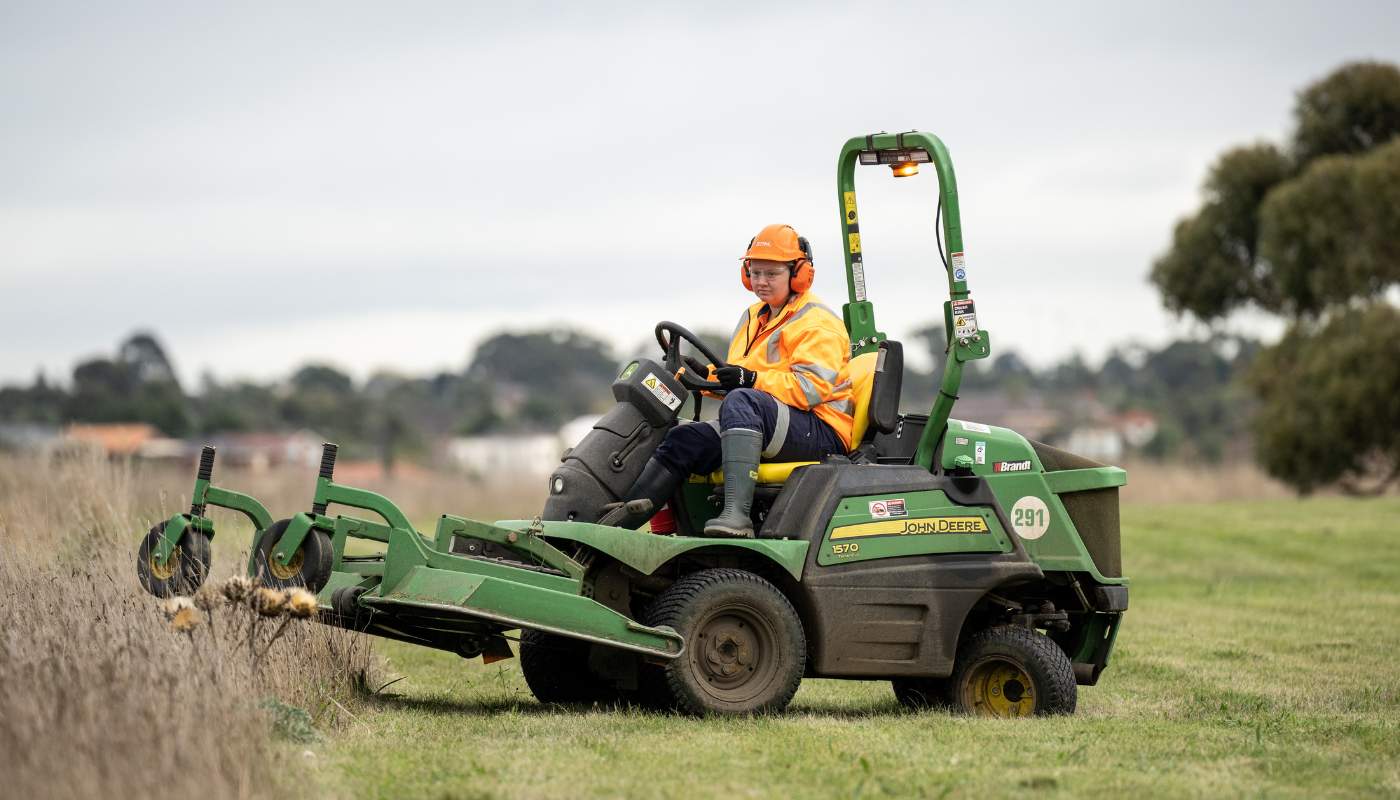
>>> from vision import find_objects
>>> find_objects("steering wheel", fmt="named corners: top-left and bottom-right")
top-left (655, 321), bottom-right (728, 393)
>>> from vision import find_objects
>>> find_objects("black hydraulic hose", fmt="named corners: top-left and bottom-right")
top-left (935, 197), bottom-right (948, 270)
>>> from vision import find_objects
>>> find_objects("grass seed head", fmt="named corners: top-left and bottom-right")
top-left (251, 587), bottom-right (287, 617)
top-left (159, 596), bottom-right (195, 619)
top-left (170, 606), bottom-right (202, 632)
top-left (220, 575), bottom-right (256, 604)
top-left (285, 588), bottom-right (319, 618)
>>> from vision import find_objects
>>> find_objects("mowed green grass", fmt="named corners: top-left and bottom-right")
top-left (300, 499), bottom-right (1400, 799)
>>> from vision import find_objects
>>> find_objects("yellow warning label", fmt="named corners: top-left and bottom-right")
top-left (644, 377), bottom-right (657, 389)
top-left (844, 191), bottom-right (857, 225)
top-left (955, 317), bottom-right (965, 326)
top-left (831, 516), bottom-right (988, 540)
top-left (848, 232), bottom-right (861, 254)
top-left (749, 470), bottom-right (759, 480)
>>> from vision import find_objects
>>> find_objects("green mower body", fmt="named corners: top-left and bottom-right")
top-left (138, 131), bottom-right (1128, 716)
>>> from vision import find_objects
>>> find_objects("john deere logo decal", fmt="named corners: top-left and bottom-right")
top-left (831, 516), bottom-right (988, 540)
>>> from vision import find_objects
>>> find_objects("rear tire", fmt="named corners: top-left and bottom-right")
top-left (520, 629), bottom-right (617, 705)
top-left (641, 568), bottom-right (805, 716)
top-left (136, 521), bottom-right (211, 598)
top-left (253, 519), bottom-right (333, 593)
top-left (892, 677), bottom-right (951, 711)
top-left (949, 625), bottom-right (1076, 717)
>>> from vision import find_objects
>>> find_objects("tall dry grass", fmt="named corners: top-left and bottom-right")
top-left (0, 452), bottom-right (377, 799)
top-left (1116, 458), bottom-right (1296, 504)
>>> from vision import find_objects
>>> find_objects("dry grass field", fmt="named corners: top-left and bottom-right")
top-left (0, 454), bottom-right (380, 799)
top-left (1, 453), bottom-right (1396, 799)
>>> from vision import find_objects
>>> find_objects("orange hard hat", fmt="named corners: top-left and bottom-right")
top-left (743, 224), bottom-right (807, 262)
top-left (740, 223), bottom-right (814, 293)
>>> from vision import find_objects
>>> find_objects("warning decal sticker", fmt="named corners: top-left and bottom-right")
top-left (951, 298), bottom-right (977, 338)
top-left (848, 232), bottom-right (862, 254)
top-left (642, 373), bottom-right (682, 410)
top-left (868, 499), bottom-right (908, 518)
top-left (844, 191), bottom-right (858, 225)
top-left (950, 252), bottom-right (967, 282)
top-left (832, 516), bottom-right (989, 540)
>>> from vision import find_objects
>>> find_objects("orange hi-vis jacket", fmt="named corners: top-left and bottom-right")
top-left (708, 291), bottom-right (856, 451)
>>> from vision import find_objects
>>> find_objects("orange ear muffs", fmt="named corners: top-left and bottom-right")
top-left (789, 236), bottom-right (814, 292)
top-left (789, 259), bottom-right (814, 293)
top-left (740, 236), bottom-right (757, 290)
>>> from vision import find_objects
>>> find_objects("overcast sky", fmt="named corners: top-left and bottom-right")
top-left (3, 1), bottom-right (1398, 387)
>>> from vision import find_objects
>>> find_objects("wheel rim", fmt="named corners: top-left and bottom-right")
top-left (690, 602), bottom-right (779, 703)
top-left (268, 545), bottom-right (305, 581)
top-left (962, 656), bottom-right (1037, 717)
top-left (149, 545), bottom-right (181, 581)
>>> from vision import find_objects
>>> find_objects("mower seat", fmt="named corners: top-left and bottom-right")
top-left (691, 341), bottom-right (904, 485)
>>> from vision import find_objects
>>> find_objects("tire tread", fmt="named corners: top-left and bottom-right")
top-left (642, 568), bottom-right (805, 716)
top-left (951, 624), bottom-right (1077, 716)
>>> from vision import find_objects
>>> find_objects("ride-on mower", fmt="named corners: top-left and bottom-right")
top-left (138, 131), bottom-right (1128, 717)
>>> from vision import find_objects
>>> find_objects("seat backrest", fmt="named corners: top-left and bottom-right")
top-left (849, 340), bottom-right (904, 446)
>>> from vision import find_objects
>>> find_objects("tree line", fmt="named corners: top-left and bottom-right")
top-left (4, 61), bottom-right (1394, 492)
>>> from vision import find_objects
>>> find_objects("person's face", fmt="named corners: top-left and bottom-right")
top-left (748, 258), bottom-right (791, 307)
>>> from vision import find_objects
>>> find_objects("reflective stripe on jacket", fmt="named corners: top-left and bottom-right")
top-left (713, 291), bottom-right (855, 451)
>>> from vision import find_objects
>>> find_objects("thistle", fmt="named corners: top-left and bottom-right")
top-left (221, 575), bottom-right (256, 605)
top-left (170, 606), bottom-right (202, 632)
top-left (250, 587), bottom-right (287, 617)
top-left (193, 582), bottom-right (220, 612)
top-left (285, 588), bottom-right (319, 619)
top-left (159, 596), bottom-right (195, 619)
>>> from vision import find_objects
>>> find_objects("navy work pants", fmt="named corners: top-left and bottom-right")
top-left (650, 388), bottom-right (847, 481)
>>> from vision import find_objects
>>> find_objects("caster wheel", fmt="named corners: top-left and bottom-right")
top-left (136, 521), bottom-right (211, 598)
top-left (253, 518), bottom-right (333, 593)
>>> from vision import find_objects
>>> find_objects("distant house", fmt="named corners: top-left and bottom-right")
top-left (1059, 410), bottom-right (1160, 463)
top-left (1111, 410), bottom-right (1159, 448)
top-left (200, 430), bottom-right (324, 473)
top-left (1062, 427), bottom-right (1123, 463)
top-left (952, 391), bottom-right (1059, 441)
top-left (0, 424), bottom-right (63, 455)
top-left (449, 414), bottom-right (602, 483)
top-left (62, 423), bottom-right (188, 459)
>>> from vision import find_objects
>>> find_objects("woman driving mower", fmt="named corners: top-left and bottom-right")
top-left (613, 224), bottom-right (856, 538)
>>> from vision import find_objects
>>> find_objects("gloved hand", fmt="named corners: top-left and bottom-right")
top-left (714, 365), bottom-right (757, 391)
top-left (682, 355), bottom-right (709, 379)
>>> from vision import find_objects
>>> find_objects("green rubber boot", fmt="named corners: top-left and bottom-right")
top-left (703, 428), bottom-right (763, 539)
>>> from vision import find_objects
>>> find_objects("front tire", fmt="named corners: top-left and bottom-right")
top-left (949, 625), bottom-right (1077, 717)
top-left (641, 568), bottom-right (805, 716)
top-left (136, 521), bottom-right (211, 598)
top-left (253, 518), bottom-right (333, 593)
top-left (520, 630), bottom-right (617, 705)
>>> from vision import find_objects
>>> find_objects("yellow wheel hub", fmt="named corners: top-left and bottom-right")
top-left (964, 658), bottom-right (1036, 717)
top-left (268, 546), bottom-right (305, 581)
top-left (149, 545), bottom-right (181, 581)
